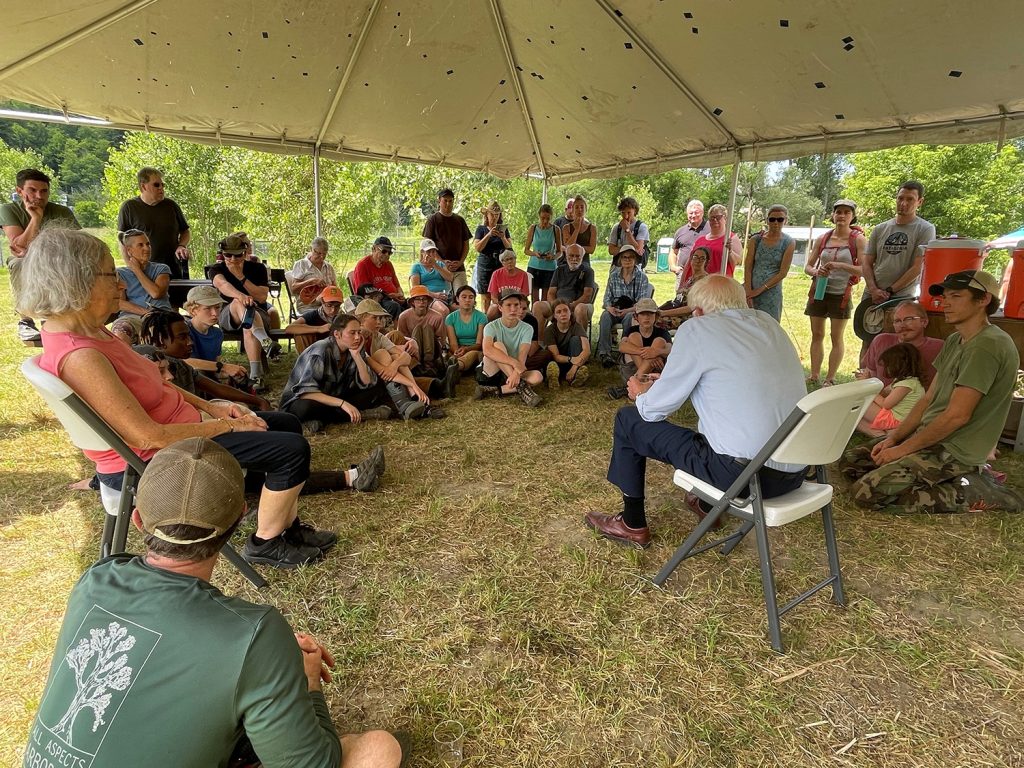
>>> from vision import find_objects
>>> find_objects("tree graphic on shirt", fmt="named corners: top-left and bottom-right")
top-left (51, 621), bottom-right (136, 744)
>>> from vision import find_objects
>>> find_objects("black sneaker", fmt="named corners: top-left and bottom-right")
top-left (301, 419), bottom-right (324, 437)
top-left (285, 518), bottom-right (338, 553)
top-left (443, 360), bottom-right (460, 398)
top-left (242, 533), bottom-right (323, 569)
top-left (607, 385), bottom-right (628, 400)
top-left (361, 405), bottom-right (394, 421)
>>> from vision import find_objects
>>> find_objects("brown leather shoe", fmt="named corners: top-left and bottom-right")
top-left (685, 493), bottom-right (724, 530)
top-left (584, 511), bottom-right (652, 548)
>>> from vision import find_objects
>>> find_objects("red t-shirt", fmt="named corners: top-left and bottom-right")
top-left (351, 255), bottom-right (401, 294)
top-left (40, 328), bottom-right (200, 474)
top-left (487, 268), bottom-right (531, 300)
top-left (683, 233), bottom-right (739, 282)
top-left (860, 333), bottom-right (944, 388)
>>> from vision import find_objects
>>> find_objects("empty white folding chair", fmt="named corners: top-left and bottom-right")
top-left (652, 378), bottom-right (883, 652)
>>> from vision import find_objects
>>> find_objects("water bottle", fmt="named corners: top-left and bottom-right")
top-left (241, 305), bottom-right (255, 329)
top-left (814, 275), bottom-right (828, 301)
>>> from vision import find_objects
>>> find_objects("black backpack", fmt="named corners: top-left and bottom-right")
top-left (612, 220), bottom-right (650, 269)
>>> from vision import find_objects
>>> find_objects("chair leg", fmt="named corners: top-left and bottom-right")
top-left (100, 513), bottom-right (116, 559)
top-left (749, 475), bottom-right (785, 653)
top-left (111, 468), bottom-right (138, 555)
top-left (719, 520), bottom-right (753, 555)
top-left (652, 499), bottom-right (734, 586)
top-left (221, 543), bottom-right (269, 589)
top-left (821, 501), bottom-right (846, 606)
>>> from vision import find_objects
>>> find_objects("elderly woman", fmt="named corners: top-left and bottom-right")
top-left (410, 237), bottom-right (454, 317)
top-left (14, 229), bottom-right (385, 570)
top-left (655, 246), bottom-right (710, 331)
top-left (685, 204), bottom-right (742, 280)
top-left (116, 229), bottom-right (172, 317)
top-left (486, 249), bottom-right (531, 320)
top-left (289, 236), bottom-right (337, 313)
top-left (743, 204), bottom-right (796, 321)
top-left (473, 201), bottom-right (514, 313)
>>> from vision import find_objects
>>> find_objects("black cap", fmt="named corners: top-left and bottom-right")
top-left (437, 187), bottom-right (455, 199)
top-left (356, 283), bottom-right (385, 297)
top-left (927, 269), bottom-right (999, 297)
top-left (372, 236), bottom-right (394, 252)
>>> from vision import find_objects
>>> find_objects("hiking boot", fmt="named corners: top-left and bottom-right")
top-left (352, 449), bottom-right (383, 491)
top-left (443, 359), bottom-right (460, 398)
top-left (425, 406), bottom-right (447, 419)
top-left (242, 533), bottom-right (323, 569)
top-left (516, 381), bottom-right (542, 407)
top-left (251, 376), bottom-right (268, 393)
top-left (601, 354), bottom-right (617, 369)
top-left (959, 472), bottom-right (1024, 513)
top-left (301, 419), bottom-right (324, 437)
top-left (17, 318), bottom-right (41, 343)
top-left (260, 336), bottom-right (282, 360)
top-left (400, 400), bottom-right (427, 421)
top-left (361, 405), bottom-right (394, 421)
top-left (607, 385), bottom-right (628, 400)
top-left (285, 518), bottom-right (338, 553)
top-left (546, 361), bottom-right (560, 390)
top-left (474, 385), bottom-right (501, 400)
top-left (570, 364), bottom-right (590, 388)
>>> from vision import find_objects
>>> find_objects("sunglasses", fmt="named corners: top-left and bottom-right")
top-left (709, 215), bottom-right (725, 221)
top-left (150, 182), bottom-right (164, 188)
top-left (767, 217), bottom-right (786, 223)
top-left (224, 253), bottom-right (245, 259)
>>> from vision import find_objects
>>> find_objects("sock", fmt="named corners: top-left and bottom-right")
top-left (344, 468), bottom-right (358, 486)
top-left (249, 361), bottom-right (264, 378)
top-left (252, 327), bottom-right (271, 344)
top-left (251, 533), bottom-right (271, 545)
top-left (621, 494), bottom-right (647, 529)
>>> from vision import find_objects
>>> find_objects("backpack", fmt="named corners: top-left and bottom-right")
top-left (613, 220), bottom-right (650, 269)
top-left (807, 227), bottom-right (863, 308)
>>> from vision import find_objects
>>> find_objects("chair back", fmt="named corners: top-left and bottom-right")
top-left (20, 356), bottom-right (147, 474)
top-left (770, 378), bottom-right (882, 466)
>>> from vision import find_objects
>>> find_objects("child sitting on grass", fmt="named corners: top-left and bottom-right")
top-left (856, 342), bottom-right (925, 437)
top-left (608, 297), bottom-right (672, 400)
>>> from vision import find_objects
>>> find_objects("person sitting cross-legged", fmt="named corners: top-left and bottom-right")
top-left (608, 297), bottom-right (672, 400)
top-left (585, 275), bottom-right (809, 548)
top-left (182, 285), bottom-right (262, 393)
top-left (475, 288), bottom-right (544, 406)
top-left (543, 299), bottom-right (591, 389)
top-left (396, 285), bottom-right (458, 400)
top-left (21, 437), bottom-right (403, 768)
top-left (444, 285), bottom-right (488, 379)
top-left (279, 314), bottom-right (402, 436)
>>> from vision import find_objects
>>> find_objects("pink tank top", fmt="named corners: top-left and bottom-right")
top-left (40, 327), bottom-right (201, 474)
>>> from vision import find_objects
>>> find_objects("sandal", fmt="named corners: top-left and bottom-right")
top-left (821, 379), bottom-right (835, 387)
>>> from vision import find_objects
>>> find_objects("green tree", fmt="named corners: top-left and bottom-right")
top-left (0, 138), bottom-right (50, 197)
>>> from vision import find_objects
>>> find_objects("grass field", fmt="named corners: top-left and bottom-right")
top-left (1, 259), bottom-right (1023, 767)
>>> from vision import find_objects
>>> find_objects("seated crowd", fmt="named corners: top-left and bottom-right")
top-left (6, 169), bottom-right (1024, 767)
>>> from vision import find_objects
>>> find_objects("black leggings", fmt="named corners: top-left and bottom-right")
top-left (281, 382), bottom-right (394, 425)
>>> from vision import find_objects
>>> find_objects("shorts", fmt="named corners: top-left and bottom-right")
top-left (527, 267), bottom-right (555, 292)
top-left (220, 302), bottom-right (273, 332)
top-left (870, 408), bottom-right (901, 431)
top-left (804, 292), bottom-right (851, 320)
top-left (476, 369), bottom-right (508, 387)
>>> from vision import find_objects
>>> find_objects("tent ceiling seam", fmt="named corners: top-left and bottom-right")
top-left (0, 0), bottom-right (159, 83)
top-left (315, 0), bottom-right (385, 147)
top-left (486, 0), bottom-right (547, 180)
top-left (591, 0), bottom-right (738, 147)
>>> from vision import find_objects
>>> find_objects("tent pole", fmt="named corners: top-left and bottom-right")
top-left (313, 145), bottom-right (323, 237)
top-left (722, 155), bottom-right (741, 274)
top-left (541, 177), bottom-right (548, 205)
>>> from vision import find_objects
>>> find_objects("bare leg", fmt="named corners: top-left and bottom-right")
top-left (826, 318), bottom-right (848, 382)
top-left (808, 316), bottom-right (826, 382)
top-left (255, 484), bottom-right (303, 539)
top-left (340, 731), bottom-right (401, 768)
top-left (533, 300), bottom-right (551, 330)
top-left (486, 304), bottom-right (500, 321)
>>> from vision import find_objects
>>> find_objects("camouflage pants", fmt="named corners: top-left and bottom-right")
top-left (839, 443), bottom-right (975, 514)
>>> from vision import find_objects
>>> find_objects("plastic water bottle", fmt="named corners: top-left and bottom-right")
top-left (241, 305), bottom-right (255, 329)
top-left (814, 276), bottom-right (828, 301)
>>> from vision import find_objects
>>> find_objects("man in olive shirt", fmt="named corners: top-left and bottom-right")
top-left (842, 270), bottom-right (1022, 513)
top-left (23, 438), bottom-right (401, 768)
top-left (117, 166), bottom-right (192, 279)
top-left (1, 168), bottom-right (81, 343)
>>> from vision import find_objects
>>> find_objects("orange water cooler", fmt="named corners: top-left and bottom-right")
top-left (920, 238), bottom-right (985, 310)
top-left (1002, 241), bottom-right (1024, 319)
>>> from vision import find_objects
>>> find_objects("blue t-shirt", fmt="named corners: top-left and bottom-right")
top-left (410, 262), bottom-right (450, 294)
top-left (186, 320), bottom-right (224, 361)
top-left (444, 308), bottom-right (488, 347)
top-left (117, 262), bottom-right (173, 314)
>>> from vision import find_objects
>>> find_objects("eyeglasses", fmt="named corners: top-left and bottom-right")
top-left (893, 317), bottom-right (924, 325)
top-left (224, 253), bottom-right (245, 259)
top-left (767, 217), bottom-right (786, 223)
top-left (96, 271), bottom-right (120, 281)
top-left (709, 215), bottom-right (725, 221)
top-left (150, 182), bottom-right (164, 188)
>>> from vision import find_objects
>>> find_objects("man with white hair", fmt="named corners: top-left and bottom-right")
top-left (533, 243), bottom-right (595, 330)
top-left (669, 199), bottom-right (709, 290)
top-left (585, 275), bottom-right (808, 548)
top-left (290, 236), bottom-right (338, 313)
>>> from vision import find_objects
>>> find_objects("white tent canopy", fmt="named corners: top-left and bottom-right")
top-left (2, 1), bottom-right (1023, 183)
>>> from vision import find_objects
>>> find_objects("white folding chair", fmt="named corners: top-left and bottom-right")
top-left (21, 355), bottom-right (267, 589)
top-left (652, 378), bottom-right (883, 652)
